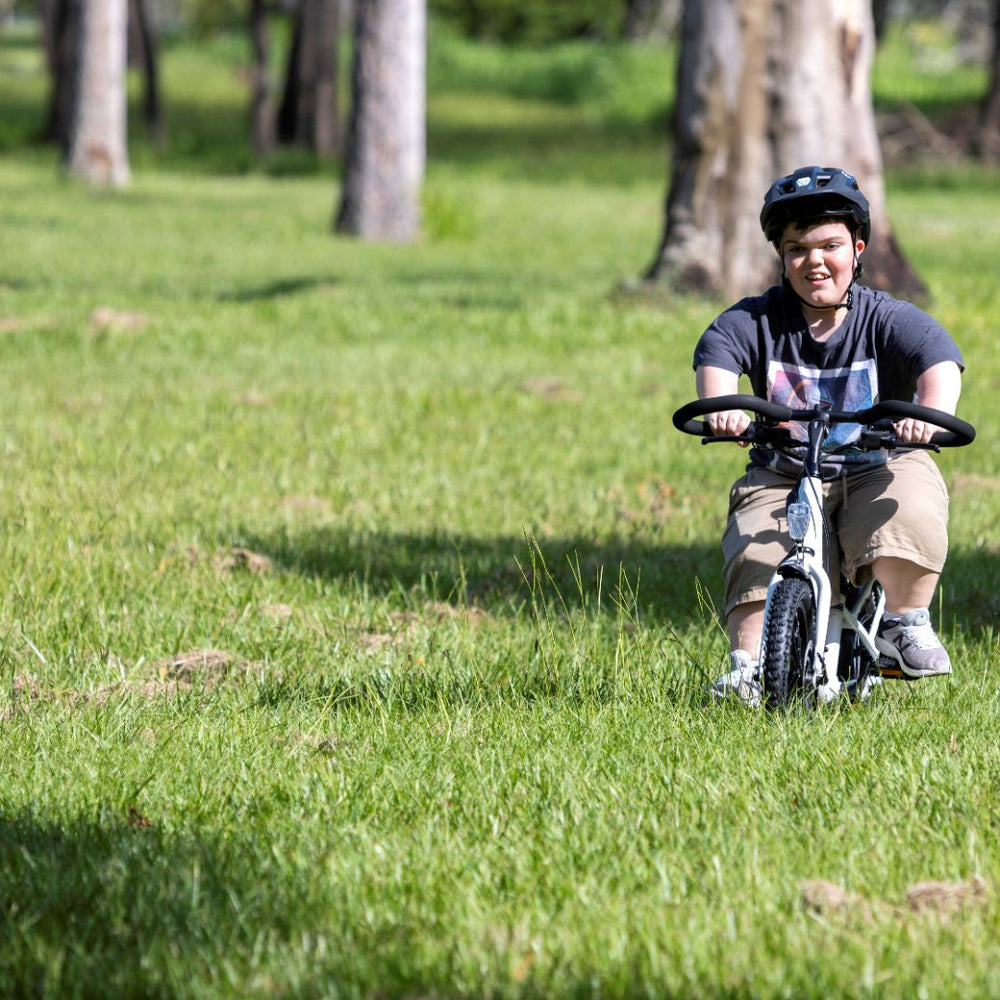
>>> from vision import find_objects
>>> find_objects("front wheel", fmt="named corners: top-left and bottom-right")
top-left (762, 578), bottom-right (818, 708)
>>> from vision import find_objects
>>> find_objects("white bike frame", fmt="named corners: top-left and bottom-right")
top-left (758, 464), bottom-right (885, 700)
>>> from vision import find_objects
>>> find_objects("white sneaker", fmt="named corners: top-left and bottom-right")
top-left (875, 608), bottom-right (952, 678)
top-left (709, 649), bottom-right (762, 707)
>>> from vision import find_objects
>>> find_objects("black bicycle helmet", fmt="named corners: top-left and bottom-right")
top-left (760, 166), bottom-right (871, 245)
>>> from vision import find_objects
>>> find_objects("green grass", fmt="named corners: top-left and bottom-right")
top-left (2, 18), bottom-right (1000, 1000)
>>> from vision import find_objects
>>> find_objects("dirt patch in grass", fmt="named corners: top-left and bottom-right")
top-left (519, 376), bottom-right (582, 402)
top-left (906, 876), bottom-right (988, 914)
top-left (355, 601), bottom-right (492, 654)
top-left (155, 545), bottom-right (273, 575)
top-left (287, 731), bottom-right (342, 755)
top-left (261, 601), bottom-right (295, 623)
top-left (215, 547), bottom-right (273, 573)
top-left (801, 876), bottom-right (988, 923)
top-left (279, 495), bottom-right (333, 516)
top-left (156, 648), bottom-right (243, 682)
top-left (90, 307), bottom-right (152, 333)
top-left (3, 648), bottom-right (250, 719)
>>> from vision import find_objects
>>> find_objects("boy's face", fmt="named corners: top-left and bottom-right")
top-left (779, 219), bottom-right (864, 312)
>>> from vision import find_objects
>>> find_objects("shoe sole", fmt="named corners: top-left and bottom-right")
top-left (876, 652), bottom-right (952, 680)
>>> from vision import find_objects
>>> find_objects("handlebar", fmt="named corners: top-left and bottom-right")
top-left (671, 394), bottom-right (976, 450)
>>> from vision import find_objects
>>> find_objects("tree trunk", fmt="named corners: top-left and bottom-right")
top-left (41, 0), bottom-right (79, 149)
top-left (624, 0), bottom-right (680, 41)
top-left (645, 0), bottom-right (926, 301)
top-left (975, 0), bottom-right (1000, 161)
top-left (278, 0), bottom-right (342, 156)
top-left (128, 0), bottom-right (163, 145)
top-left (249, 0), bottom-right (275, 155)
top-left (871, 0), bottom-right (891, 42)
top-left (334, 0), bottom-right (425, 241)
top-left (67, 0), bottom-right (130, 187)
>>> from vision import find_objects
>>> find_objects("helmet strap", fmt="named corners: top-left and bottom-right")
top-left (782, 274), bottom-right (854, 312)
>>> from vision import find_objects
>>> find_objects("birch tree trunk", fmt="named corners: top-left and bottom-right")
top-left (334, 0), bottom-right (425, 241)
top-left (645, 0), bottom-right (925, 300)
top-left (67, 0), bottom-right (130, 187)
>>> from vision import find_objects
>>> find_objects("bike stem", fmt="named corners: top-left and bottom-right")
top-left (803, 402), bottom-right (831, 477)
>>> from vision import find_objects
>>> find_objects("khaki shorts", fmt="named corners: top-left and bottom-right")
top-left (722, 450), bottom-right (950, 615)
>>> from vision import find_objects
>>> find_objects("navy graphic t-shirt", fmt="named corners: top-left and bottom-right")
top-left (691, 283), bottom-right (964, 474)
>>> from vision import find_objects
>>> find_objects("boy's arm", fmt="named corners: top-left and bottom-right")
top-left (895, 360), bottom-right (963, 444)
top-left (695, 365), bottom-right (752, 439)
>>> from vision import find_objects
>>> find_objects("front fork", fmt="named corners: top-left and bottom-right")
top-left (759, 473), bottom-right (834, 691)
top-left (758, 470), bottom-right (886, 697)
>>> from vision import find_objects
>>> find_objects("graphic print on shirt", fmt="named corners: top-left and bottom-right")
top-left (768, 358), bottom-right (878, 453)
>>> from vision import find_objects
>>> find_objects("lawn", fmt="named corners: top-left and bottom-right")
top-left (1, 15), bottom-right (1000, 999)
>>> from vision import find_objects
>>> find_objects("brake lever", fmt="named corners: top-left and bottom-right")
top-left (699, 434), bottom-right (753, 445)
top-left (700, 424), bottom-right (798, 449)
top-left (833, 427), bottom-right (942, 455)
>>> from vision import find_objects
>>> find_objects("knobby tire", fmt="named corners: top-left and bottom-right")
top-left (762, 578), bottom-right (817, 708)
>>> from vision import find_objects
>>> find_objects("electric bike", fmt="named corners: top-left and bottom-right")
top-left (672, 395), bottom-right (976, 708)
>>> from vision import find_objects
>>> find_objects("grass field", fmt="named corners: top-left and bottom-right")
top-left (2, 16), bottom-right (1000, 999)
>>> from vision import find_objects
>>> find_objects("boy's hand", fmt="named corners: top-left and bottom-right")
top-left (706, 408), bottom-right (752, 446)
top-left (893, 417), bottom-right (940, 445)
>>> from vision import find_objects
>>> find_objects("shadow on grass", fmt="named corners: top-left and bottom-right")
top-left (214, 275), bottom-right (338, 302)
top-left (941, 546), bottom-right (1000, 633)
top-left (240, 524), bottom-right (724, 629)
top-left (0, 811), bottom-right (251, 998)
top-left (1, 807), bottom-right (753, 1000)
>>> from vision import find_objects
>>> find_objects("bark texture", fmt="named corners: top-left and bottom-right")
top-left (41, 0), bottom-right (79, 149)
top-left (249, 0), bottom-right (275, 154)
top-left (67, 0), bottom-right (130, 187)
top-left (278, 0), bottom-right (342, 156)
top-left (646, 0), bottom-right (926, 300)
top-left (975, 0), bottom-right (1000, 160)
top-left (128, 0), bottom-right (162, 143)
top-left (334, 0), bottom-right (425, 241)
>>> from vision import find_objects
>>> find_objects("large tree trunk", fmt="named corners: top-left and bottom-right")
top-left (128, 0), bottom-right (163, 145)
top-left (278, 0), bottom-right (342, 156)
top-left (334, 0), bottom-right (425, 241)
top-left (249, 0), bottom-right (275, 155)
top-left (41, 0), bottom-right (79, 149)
top-left (66, 0), bottom-right (130, 186)
top-left (975, 0), bottom-right (1000, 161)
top-left (645, 0), bottom-right (926, 301)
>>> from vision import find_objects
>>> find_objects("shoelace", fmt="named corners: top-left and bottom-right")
top-left (898, 622), bottom-right (941, 651)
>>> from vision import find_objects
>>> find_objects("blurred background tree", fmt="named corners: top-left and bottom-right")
top-left (6, 0), bottom-right (1000, 251)
top-left (644, 0), bottom-right (927, 300)
top-left (334, 0), bottom-right (424, 241)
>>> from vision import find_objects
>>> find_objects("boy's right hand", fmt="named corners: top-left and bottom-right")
top-left (706, 408), bottom-right (752, 445)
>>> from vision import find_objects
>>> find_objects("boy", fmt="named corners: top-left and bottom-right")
top-left (693, 166), bottom-right (964, 703)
